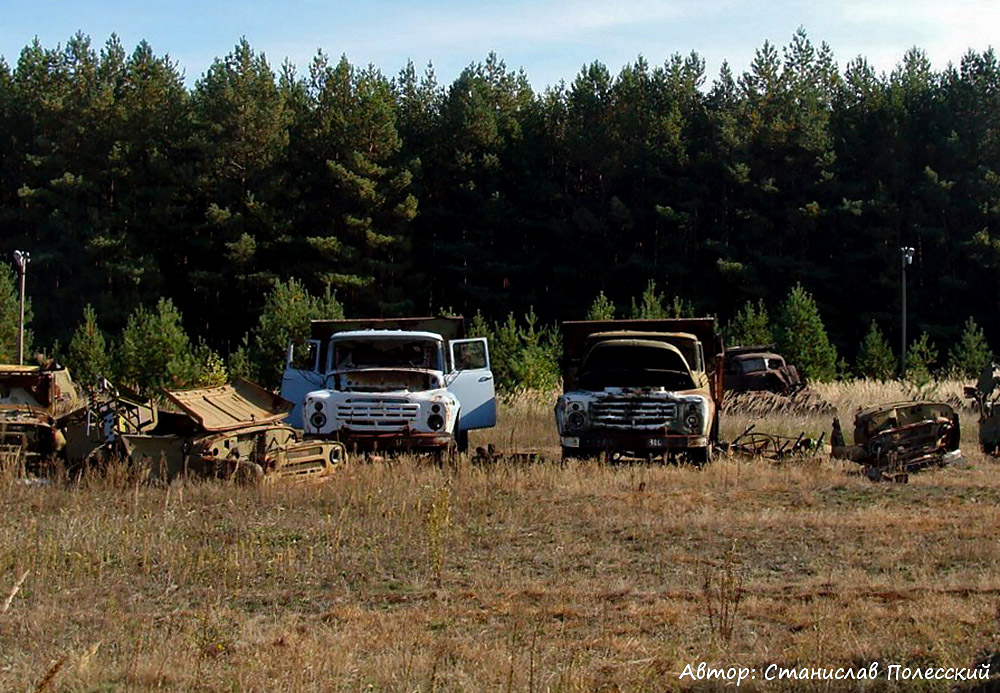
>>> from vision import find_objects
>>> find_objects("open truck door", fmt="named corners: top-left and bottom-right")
top-left (279, 339), bottom-right (324, 428)
top-left (446, 338), bottom-right (496, 431)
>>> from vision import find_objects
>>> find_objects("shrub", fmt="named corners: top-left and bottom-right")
top-left (470, 309), bottom-right (560, 391)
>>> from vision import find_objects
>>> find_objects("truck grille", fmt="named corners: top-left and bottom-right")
top-left (590, 399), bottom-right (677, 429)
top-left (336, 398), bottom-right (420, 428)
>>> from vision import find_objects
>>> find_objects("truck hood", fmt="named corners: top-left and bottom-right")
top-left (564, 386), bottom-right (711, 400)
top-left (334, 367), bottom-right (445, 393)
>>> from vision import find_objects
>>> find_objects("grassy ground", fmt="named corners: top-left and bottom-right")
top-left (1, 381), bottom-right (998, 691)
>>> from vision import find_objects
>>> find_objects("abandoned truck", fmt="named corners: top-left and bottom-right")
top-left (555, 318), bottom-right (724, 462)
top-left (0, 362), bottom-right (88, 469)
top-left (280, 317), bottom-right (496, 451)
top-left (723, 345), bottom-right (805, 395)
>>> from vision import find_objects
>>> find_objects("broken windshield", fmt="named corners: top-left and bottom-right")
top-left (578, 344), bottom-right (696, 390)
top-left (333, 339), bottom-right (444, 371)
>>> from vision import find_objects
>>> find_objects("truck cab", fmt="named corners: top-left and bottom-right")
top-left (280, 317), bottom-right (496, 451)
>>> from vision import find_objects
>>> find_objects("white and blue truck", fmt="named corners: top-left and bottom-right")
top-left (280, 317), bottom-right (496, 451)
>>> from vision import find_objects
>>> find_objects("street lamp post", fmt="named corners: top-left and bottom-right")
top-left (900, 246), bottom-right (914, 377)
top-left (12, 250), bottom-right (29, 366)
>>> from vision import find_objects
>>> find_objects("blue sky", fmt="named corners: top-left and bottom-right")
top-left (1, 1), bottom-right (996, 89)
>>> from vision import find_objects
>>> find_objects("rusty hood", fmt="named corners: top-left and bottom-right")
top-left (163, 378), bottom-right (292, 432)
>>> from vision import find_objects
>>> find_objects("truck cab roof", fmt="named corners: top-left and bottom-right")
top-left (330, 330), bottom-right (444, 341)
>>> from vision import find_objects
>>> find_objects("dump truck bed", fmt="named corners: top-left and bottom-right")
top-left (309, 317), bottom-right (465, 343)
top-left (163, 378), bottom-right (292, 432)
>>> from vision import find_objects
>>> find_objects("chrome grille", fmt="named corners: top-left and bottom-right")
top-left (336, 398), bottom-right (420, 427)
top-left (590, 399), bottom-right (677, 429)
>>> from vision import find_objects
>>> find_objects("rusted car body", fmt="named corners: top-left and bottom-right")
top-left (555, 319), bottom-right (724, 463)
top-left (0, 363), bottom-right (87, 468)
top-left (100, 378), bottom-right (344, 482)
top-left (831, 401), bottom-right (961, 475)
top-left (723, 346), bottom-right (804, 395)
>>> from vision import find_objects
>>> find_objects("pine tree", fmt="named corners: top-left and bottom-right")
top-left (66, 304), bottom-right (109, 387)
top-left (115, 298), bottom-right (200, 393)
top-left (629, 280), bottom-right (692, 319)
top-left (855, 320), bottom-right (896, 380)
top-left (249, 278), bottom-right (345, 387)
top-left (946, 316), bottom-right (992, 378)
top-left (726, 300), bottom-right (772, 347)
top-left (586, 291), bottom-right (616, 320)
top-left (905, 332), bottom-right (939, 383)
top-left (775, 284), bottom-right (838, 381)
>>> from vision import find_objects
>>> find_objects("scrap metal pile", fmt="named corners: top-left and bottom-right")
top-left (95, 378), bottom-right (345, 483)
top-left (720, 423), bottom-right (825, 460)
top-left (0, 366), bottom-right (345, 484)
top-left (965, 362), bottom-right (1000, 454)
top-left (831, 401), bottom-right (961, 481)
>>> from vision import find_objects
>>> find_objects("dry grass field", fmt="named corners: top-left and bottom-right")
top-left (2, 381), bottom-right (999, 691)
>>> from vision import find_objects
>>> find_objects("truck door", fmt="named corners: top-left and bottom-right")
top-left (279, 340), bottom-right (324, 428)
top-left (446, 338), bottom-right (496, 431)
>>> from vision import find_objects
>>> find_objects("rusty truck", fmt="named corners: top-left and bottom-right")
top-left (555, 318), bottom-right (724, 463)
top-left (280, 317), bottom-right (496, 452)
top-left (0, 362), bottom-right (88, 470)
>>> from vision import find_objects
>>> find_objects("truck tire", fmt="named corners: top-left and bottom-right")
top-left (456, 429), bottom-right (469, 453)
top-left (687, 446), bottom-right (713, 466)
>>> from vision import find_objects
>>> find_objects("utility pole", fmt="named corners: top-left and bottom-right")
top-left (12, 250), bottom-right (29, 366)
top-left (900, 246), bottom-right (914, 377)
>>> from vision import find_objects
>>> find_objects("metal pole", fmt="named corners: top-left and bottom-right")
top-left (900, 247), bottom-right (914, 378)
top-left (13, 250), bottom-right (28, 366)
top-left (17, 264), bottom-right (24, 365)
top-left (901, 251), bottom-right (906, 378)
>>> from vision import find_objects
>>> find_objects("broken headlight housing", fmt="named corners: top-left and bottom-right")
top-left (561, 399), bottom-right (588, 432)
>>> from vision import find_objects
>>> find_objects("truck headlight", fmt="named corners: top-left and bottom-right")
top-left (685, 402), bottom-right (703, 431)
top-left (567, 411), bottom-right (587, 431)
top-left (428, 413), bottom-right (445, 431)
top-left (310, 412), bottom-right (327, 429)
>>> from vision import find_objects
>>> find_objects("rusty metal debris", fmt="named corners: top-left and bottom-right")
top-left (831, 401), bottom-right (961, 481)
top-left (0, 361), bottom-right (87, 472)
top-left (720, 423), bottom-right (825, 460)
top-left (965, 362), bottom-right (1000, 454)
top-left (470, 444), bottom-right (544, 465)
top-left (89, 378), bottom-right (346, 483)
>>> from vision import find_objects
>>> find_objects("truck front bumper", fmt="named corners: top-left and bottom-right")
top-left (307, 427), bottom-right (454, 451)
top-left (561, 432), bottom-right (709, 451)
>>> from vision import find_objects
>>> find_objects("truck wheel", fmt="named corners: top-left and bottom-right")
top-left (456, 429), bottom-right (469, 453)
top-left (687, 446), bottom-right (713, 466)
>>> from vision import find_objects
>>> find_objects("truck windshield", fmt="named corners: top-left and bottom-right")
top-left (578, 345), bottom-right (696, 390)
top-left (333, 339), bottom-right (443, 371)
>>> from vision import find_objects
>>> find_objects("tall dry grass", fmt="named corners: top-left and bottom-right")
top-left (0, 383), bottom-right (997, 691)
